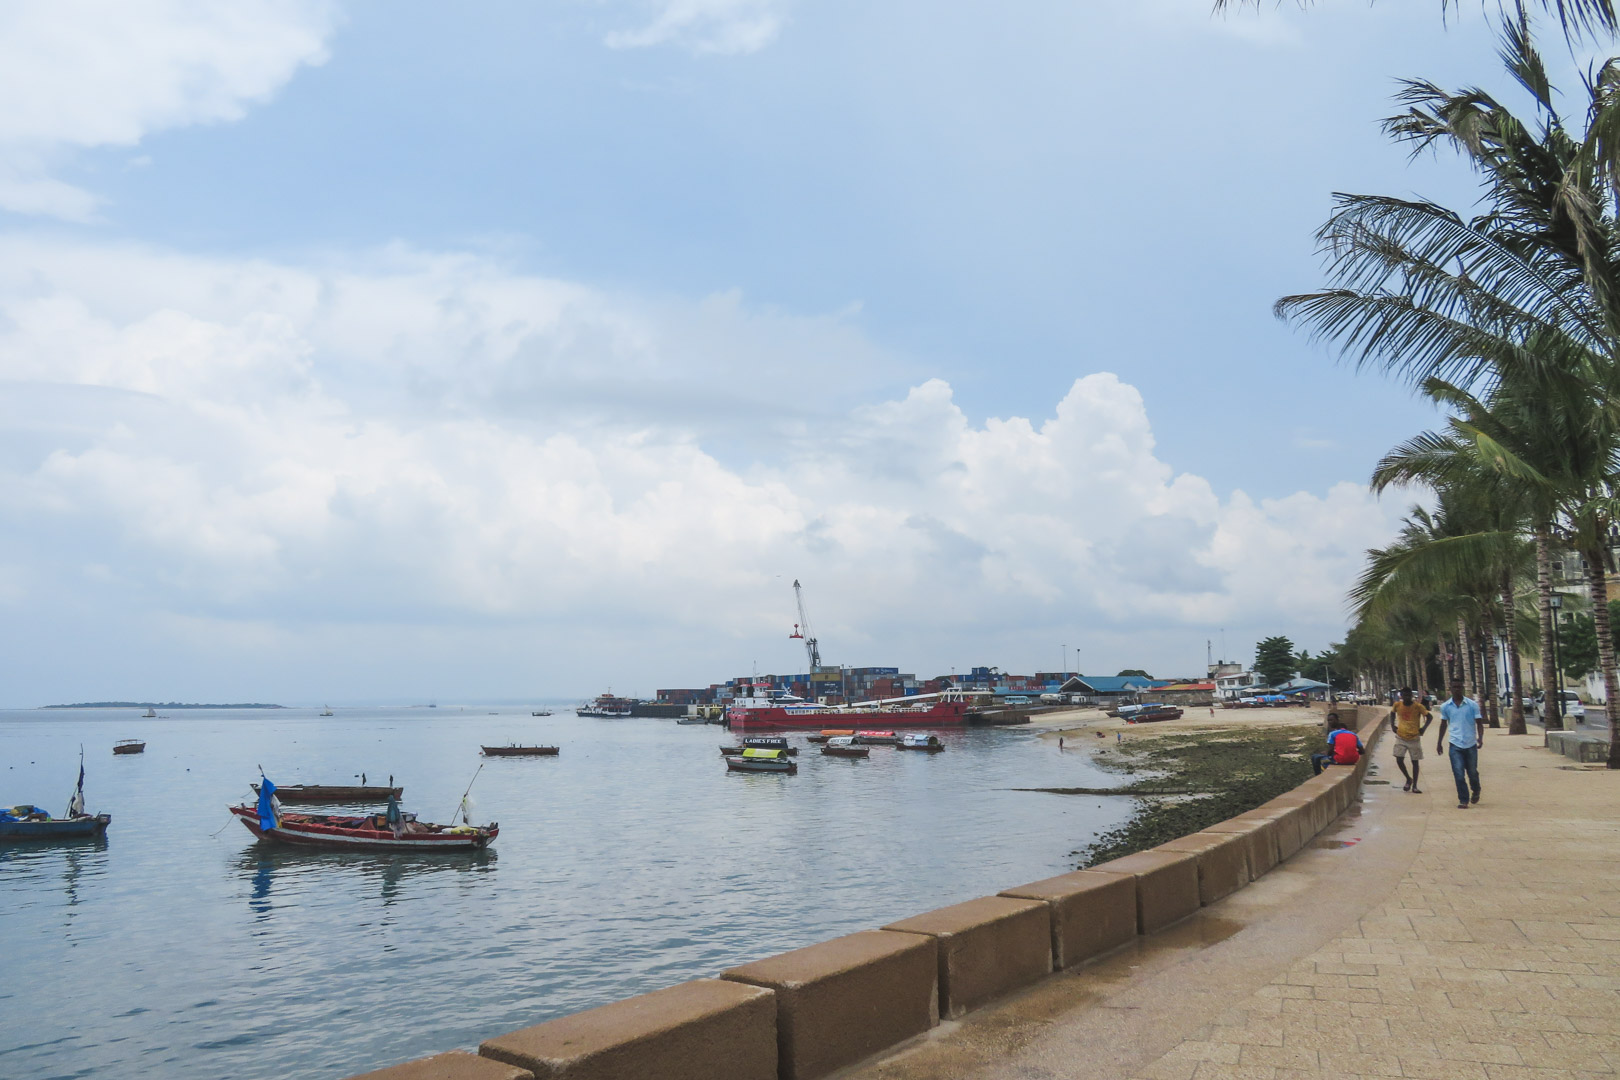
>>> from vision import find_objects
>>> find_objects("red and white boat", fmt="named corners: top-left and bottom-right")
top-left (726, 685), bottom-right (978, 731)
top-left (228, 804), bottom-right (498, 851)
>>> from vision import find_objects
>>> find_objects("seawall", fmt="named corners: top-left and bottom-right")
top-left (345, 703), bottom-right (1380, 1080)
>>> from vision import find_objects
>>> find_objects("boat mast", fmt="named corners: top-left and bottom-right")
top-left (791, 579), bottom-right (821, 673)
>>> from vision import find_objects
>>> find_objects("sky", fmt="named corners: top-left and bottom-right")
top-left (0, 0), bottom-right (1571, 704)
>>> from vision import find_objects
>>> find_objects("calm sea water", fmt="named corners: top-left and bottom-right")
top-left (0, 707), bottom-right (1132, 1080)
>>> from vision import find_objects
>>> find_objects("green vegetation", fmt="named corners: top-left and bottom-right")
top-left (1071, 726), bottom-right (1318, 866)
top-left (1116, 668), bottom-right (1151, 678)
top-left (1267, 16), bottom-right (1620, 764)
top-left (1253, 636), bottom-right (1297, 688)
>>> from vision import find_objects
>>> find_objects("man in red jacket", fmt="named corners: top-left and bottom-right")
top-left (1310, 713), bottom-right (1364, 775)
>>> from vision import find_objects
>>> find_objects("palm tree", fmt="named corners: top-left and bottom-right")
top-left (1281, 22), bottom-right (1620, 763)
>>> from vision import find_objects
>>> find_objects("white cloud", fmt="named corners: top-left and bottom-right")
top-left (0, 237), bottom-right (1399, 697)
top-left (0, 0), bottom-right (338, 219)
top-left (605, 0), bottom-right (790, 54)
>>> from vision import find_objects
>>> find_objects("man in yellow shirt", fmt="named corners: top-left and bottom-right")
top-left (1387, 686), bottom-right (1433, 793)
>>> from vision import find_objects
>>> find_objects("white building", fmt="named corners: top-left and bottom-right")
top-left (1215, 670), bottom-right (1261, 701)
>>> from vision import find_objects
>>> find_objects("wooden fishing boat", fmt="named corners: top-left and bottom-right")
top-left (820, 736), bottom-right (869, 758)
top-left (675, 716), bottom-right (710, 725)
top-left (481, 745), bottom-right (560, 756)
top-left (113, 739), bottom-right (145, 755)
top-left (251, 783), bottom-right (402, 803)
top-left (0, 806), bottom-right (111, 841)
top-left (229, 805), bottom-right (497, 850)
top-left (853, 730), bottom-right (901, 746)
top-left (1125, 705), bottom-right (1183, 724)
top-left (718, 737), bottom-right (797, 756)
top-left (897, 733), bottom-right (945, 752)
top-left (805, 729), bottom-right (855, 744)
top-left (725, 748), bottom-right (797, 774)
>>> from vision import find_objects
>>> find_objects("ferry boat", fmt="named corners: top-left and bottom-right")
top-left (820, 736), bottom-right (869, 758)
top-left (726, 685), bottom-right (976, 731)
top-left (718, 737), bottom-right (797, 757)
top-left (577, 692), bottom-right (634, 718)
top-left (897, 733), bottom-right (945, 752)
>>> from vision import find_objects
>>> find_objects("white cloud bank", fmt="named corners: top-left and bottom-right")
top-left (0, 237), bottom-right (1398, 698)
top-left (0, 0), bottom-right (338, 220)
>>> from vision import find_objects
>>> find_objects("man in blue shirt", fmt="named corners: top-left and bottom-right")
top-left (1435, 678), bottom-right (1484, 809)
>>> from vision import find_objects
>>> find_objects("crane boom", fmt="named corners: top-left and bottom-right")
top-left (791, 579), bottom-right (821, 672)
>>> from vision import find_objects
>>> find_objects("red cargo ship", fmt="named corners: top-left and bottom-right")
top-left (726, 686), bottom-right (976, 731)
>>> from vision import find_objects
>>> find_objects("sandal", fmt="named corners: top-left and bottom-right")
top-left (1403, 779), bottom-right (1412, 791)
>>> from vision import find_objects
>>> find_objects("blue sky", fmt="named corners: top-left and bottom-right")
top-left (0, 1), bottom-right (1563, 702)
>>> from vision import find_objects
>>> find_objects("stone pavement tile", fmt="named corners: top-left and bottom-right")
top-left (1189, 1063), bottom-right (1280, 1080)
top-left (1483, 1066), bottom-right (1608, 1080)
top-left (1132, 1059), bottom-right (1202, 1080)
top-left (1237, 1044), bottom-right (1318, 1070)
top-left (1571, 1017), bottom-right (1620, 1036)
top-left (1392, 1053), bottom-right (1491, 1080)
top-left (1432, 1040), bottom-right (1528, 1065)
top-left (1315, 1048), bottom-right (1404, 1076)
top-left (1162, 1041), bottom-right (1244, 1065)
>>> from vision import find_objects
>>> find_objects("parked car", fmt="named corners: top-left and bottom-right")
top-left (1532, 690), bottom-right (1585, 720)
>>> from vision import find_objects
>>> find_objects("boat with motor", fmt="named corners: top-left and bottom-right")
top-left (231, 780), bottom-right (497, 851)
top-left (805, 729), bottom-right (855, 744)
top-left (251, 783), bottom-right (402, 802)
top-left (531, 709), bottom-right (553, 717)
top-left (724, 748), bottom-right (797, 774)
top-left (726, 682), bottom-right (975, 731)
top-left (718, 737), bottom-right (797, 756)
top-left (675, 715), bottom-right (710, 725)
top-left (577, 691), bottom-right (634, 718)
top-left (820, 735), bottom-right (869, 758)
top-left (853, 730), bottom-right (901, 746)
top-left (113, 739), bottom-right (146, 755)
top-left (1, 753), bottom-right (110, 841)
top-left (897, 733), bottom-right (945, 752)
top-left (481, 744), bottom-right (560, 756)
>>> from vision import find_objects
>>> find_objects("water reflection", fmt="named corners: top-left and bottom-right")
top-left (234, 845), bottom-right (496, 920)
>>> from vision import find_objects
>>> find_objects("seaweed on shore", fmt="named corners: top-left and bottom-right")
top-left (1071, 725), bottom-right (1317, 867)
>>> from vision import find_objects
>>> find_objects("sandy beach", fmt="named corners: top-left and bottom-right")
top-left (1027, 703), bottom-right (1341, 741)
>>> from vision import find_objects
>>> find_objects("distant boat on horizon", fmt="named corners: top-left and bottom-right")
top-left (320, 705), bottom-right (334, 717)
top-left (141, 707), bottom-right (156, 718)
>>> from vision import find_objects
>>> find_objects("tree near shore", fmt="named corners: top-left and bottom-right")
top-left (1254, 636), bottom-right (1298, 688)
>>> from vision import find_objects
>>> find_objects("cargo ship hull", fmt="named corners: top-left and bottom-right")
top-left (728, 701), bottom-right (970, 730)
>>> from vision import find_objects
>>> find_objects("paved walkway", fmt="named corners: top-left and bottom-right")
top-left (845, 731), bottom-right (1620, 1080)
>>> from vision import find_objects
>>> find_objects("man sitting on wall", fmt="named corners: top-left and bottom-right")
top-left (1386, 686), bottom-right (1432, 794)
top-left (1311, 713), bottom-right (1363, 775)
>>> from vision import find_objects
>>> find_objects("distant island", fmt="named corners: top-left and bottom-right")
top-left (41, 702), bottom-right (286, 710)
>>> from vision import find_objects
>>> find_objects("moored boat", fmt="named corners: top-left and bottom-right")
top-left (897, 733), bottom-right (945, 752)
top-left (577, 691), bottom-right (634, 718)
top-left (231, 781), bottom-right (496, 851)
top-left (481, 745), bottom-right (560, 756)
top-left (805, 728), bottom-right (855, 744)
top-left (113, 739), bottom-right (145, 755)
top-left (853, 730), bottom-right (901, 746)
top-left (531, 709), bottom-right (553, 717)
top-left (1125, 704), bottom-right (1183, 723)
top-left (725, 748), bottom-right (797, 773)
top-left (675, 716), bottom-right (709, 725)
top-left (820, 736), bottom-right (869, 758)
top-left (719, 737), bottom-right (797, 756)
top-left (251, 783), bottom-right (402, 802)
top-left (727, 685), bottom-right (975, 730)
top-left (0, 807), bottom-right (111, 841)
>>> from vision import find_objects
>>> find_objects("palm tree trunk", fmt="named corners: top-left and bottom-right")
top-left (1437, 632), bottom-right (1452, 692)
top-left (1480, 624), bottom-right (1500, 728)
top-left (1538, 527), bottom-right (1561, 731)
top-left (1583, 549), bottom-right (1620, 769)
top-left (1502, 569), bottom-right (1526, 735)
top-left (1457, 616), bottom-right (1476, 699)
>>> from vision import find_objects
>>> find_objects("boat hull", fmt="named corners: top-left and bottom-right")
top-left (725, 758), bottom-right (796, 774)
top-left (728, 702), bottom-right (969, 730)
top-left (113, 743), bottom-right (145, 755)
top-left (481, 746), bottom-right (560, 756)
top-left (821, 746), bottom-right (869, 758)
top-left (0, 814), bottom-right (111, 841)
top-left (252, 784), bottom-right (403, 802)
top-left (229, 806), bottom-right (497, 851)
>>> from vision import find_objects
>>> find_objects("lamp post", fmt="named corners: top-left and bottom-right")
top-left (1550, 595), bottom-right (1565, 731)
top-left (1323, 662), bottom-right (1333, 704)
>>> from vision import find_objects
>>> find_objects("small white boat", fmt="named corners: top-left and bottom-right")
top-left (320, 705), bottom-right (334, 717)
top-left (142, 708), bottom-right (156, 718)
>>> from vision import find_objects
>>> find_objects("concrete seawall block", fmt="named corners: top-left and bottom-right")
top-left (1202, 815), bottom-right (1280, 878)
top-left (1085, 849), bottom-right (1201, 934)
top-left (1257, 794), bottom-right (1311, 860)
top-left (999, 869), bottom-right (1137, 969)
top-left (883, 896), bottom-right (1052, 1019)
top-left (1157, 830), bottom-right (1250, 904)
top-left (479, 979), bottom-right (776, 1080)
top-left (344, 1052), bottom-right (533, 1080)
top-left (721, 930), bottom-right (936, 1080)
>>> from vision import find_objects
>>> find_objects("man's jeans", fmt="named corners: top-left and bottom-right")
top-left (1448, 744), bottom-right (1480, 804)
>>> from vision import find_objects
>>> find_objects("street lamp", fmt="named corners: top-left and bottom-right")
top-left (1550, 594), bottom-right (1565, 730)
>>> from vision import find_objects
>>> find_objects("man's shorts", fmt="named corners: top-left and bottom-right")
top-left (1393, 737), bottom-right (1423, 761)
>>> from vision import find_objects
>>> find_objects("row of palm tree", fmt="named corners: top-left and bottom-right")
top-left (1278, 17), bottom-right (1620, 765)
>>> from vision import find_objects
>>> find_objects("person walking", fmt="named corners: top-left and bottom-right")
top-left (1386, 687), bottom-right (1432, 793)
top-left (1435, 678), bottom-right (1484, 809)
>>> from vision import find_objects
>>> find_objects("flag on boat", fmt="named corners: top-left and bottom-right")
top-left (67, 757), bottom-right (84, 817)
top-left (256, 777), bottom-right (281, 831)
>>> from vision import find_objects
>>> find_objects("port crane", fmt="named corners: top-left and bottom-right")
top-left (789, 579), bottom-right (821, 672)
